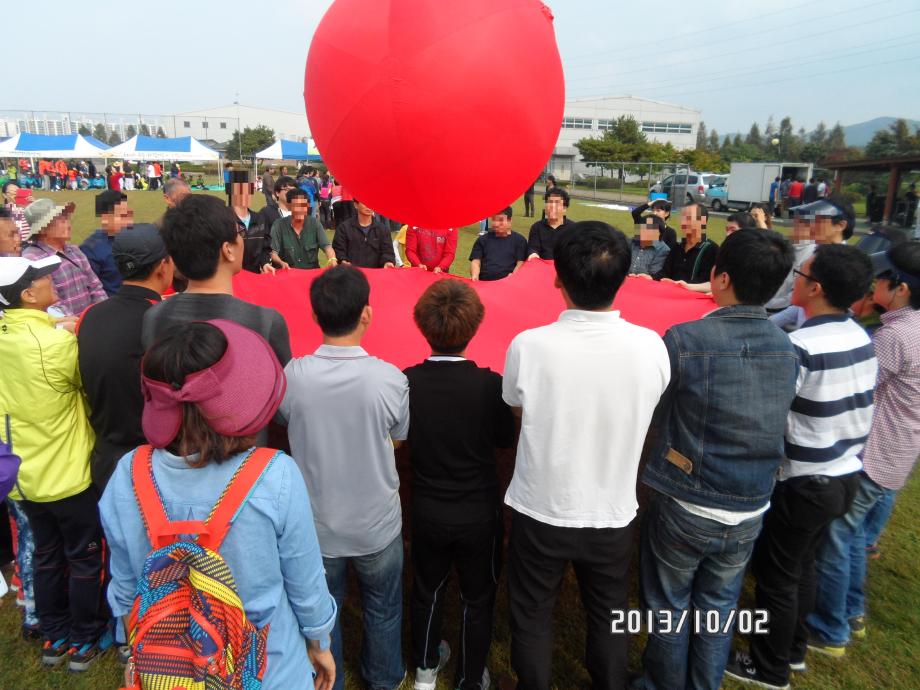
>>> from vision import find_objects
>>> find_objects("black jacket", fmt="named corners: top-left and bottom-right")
top-left (527, 217), bottom-right (576, 259)
top-left (332, 217), bottom-right (396, 267)
top-left (236, 208), bottom-right (271, 273)
top-left (654, 236), bottom-right (719, 284)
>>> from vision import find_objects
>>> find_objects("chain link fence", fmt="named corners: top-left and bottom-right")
top-left (542, 159), bottom-right (693, 205)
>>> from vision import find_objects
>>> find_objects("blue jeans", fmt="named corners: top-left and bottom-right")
top-left (639, 494), bottom-right (763, 690)
top-left (864, 488), bottom-right (897, 547)
top-left (323, 535), bottom-right (405, 690)
top-left (807, 473), bottom-right (889, 644)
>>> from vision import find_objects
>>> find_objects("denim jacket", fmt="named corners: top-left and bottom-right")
top-left (642, 305), bottom-right (799, 510)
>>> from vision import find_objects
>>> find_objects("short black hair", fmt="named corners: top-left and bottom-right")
top-left (809, 244), bottom-right (874, 311)
top-left (714, 230), bottom-right (794, 305)
top-left (554, 221), bottom-right (630, 310)
top-left (95, 189), bottom-right (127, 216)
top-left (286, 188), bottom-right (309, 204)
top-left (545, 187), bottom-right (570, 207)
top-left (826, 193), bottom-right (856, 239)
top-left (161, 195), bottom-right (238, 280)
top-left (888, 240), bottom-right (920, 309)
top-left (641, 215), bottom-right (666, 232)
top-left (1, 180), bottom-right (18, 194)
top-left (726, 211), bottom-right (755, 228)
top-left (310, 265), bottom-right (370, 336)
top-left (494, 206), bottom-right (513, 219)
top-left (229, 170), bottom-right (250, 183)
top-left (684, 201), bottom-right (709, 219)
top-left (274, 175), bottom-right (297, 194)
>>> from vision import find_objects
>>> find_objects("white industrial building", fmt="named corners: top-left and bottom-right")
top-left (555, 95), bottom-right (701, 157)
top-left (170, 105), bottom-right (309, 143)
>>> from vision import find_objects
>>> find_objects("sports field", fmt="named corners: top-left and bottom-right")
top-left (1, 188), bottom-right (917, 689)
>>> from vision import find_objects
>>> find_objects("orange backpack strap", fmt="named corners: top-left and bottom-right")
top-left (132, 445), bottom-right (176, 549)
top-left (199, 448), bottom-right (278, 551)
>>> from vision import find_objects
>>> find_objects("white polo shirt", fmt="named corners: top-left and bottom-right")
top-left (503, 309), bottom-right (670, 528)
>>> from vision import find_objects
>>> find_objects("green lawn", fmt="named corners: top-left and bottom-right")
top-left (3, 189), bottom-right (915, 689)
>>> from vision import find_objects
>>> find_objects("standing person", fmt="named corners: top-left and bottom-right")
top-left (469, 207), bottom-right (528, 281)
top-left (628, 216), bottom-right (670, 276)
top-left (3, 181), bottom-right (31, 242)
top-left (649, 202), bottom-right (718, 284)
top-left (22, 199), bottom-right (107, 317)
top-left (80, 190), bottom-right (134, 296)
top-left (261, 175), bottom-right (298, 229)
top-left (405, 226), bottom-right (457, 273)
top-left (780, 177), bottom-right (791, 219)
top-left (803, 177), bottom-right (819, 204)
top-left (227, 170), bottom-right (273, 274)
top-left (145, 162), bottom-right (156, 191)
top-left (905, 183), bottom-right (917, 228)
top-left (631, 195), bottom-right (678, 250)
top-left (769, 176), bottom-right (782, 218)
top-left (523, 179), bottom-right (536, 217)
top-left (99, 320), bottom-right (337, 690)
top-left (405, 280), bottom-right (514, 690)
top-left (0, 208), bottom-right (22, 256)
top-left (122, 161), bottom-right (135, 191)
top-left (765, 210), bottom-right (816, 315)
top-left (77, 225), bottom-right (174, 492)
top-left (787, 177), bottom-right (804, 215)
top-left (726, 244), bottom-right (877, 690)
top-left (816, 177), bottom-right (829, 198)
top-left (0, 256), bottom-right (111, 671)
top-left (804, 242), bottom-right (920, 655)
top-left (279, 266), bottom-right (409, 690)
top-left (503, 222), bottom-right (670, 690)
top-left (262, 164), bottom-right (276, 208)
top-left (151, 161), bottom-right (162, 190)
top-left (269, 189), bottom-right (337, 270)
top-left (332, 200), bottom-right (396, 268)
top-left (109, 165), bottom-right (124, 192)
top-left (141, 194), bottom-right (292, 367)
top-left (637, 230), bottom-right (798, 690)
top-left (527, 187), bottom-right (574, 260)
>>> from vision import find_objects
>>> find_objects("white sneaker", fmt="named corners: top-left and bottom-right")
top-left (414, 640), bottom-right (450, 690)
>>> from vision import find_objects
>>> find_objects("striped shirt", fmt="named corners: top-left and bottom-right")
top-left (781, 314), bottom-right (877, 480)
top-left (861, 307), bottom-right (920, 490)
top-left (22, 240), bottom-right (107, 317)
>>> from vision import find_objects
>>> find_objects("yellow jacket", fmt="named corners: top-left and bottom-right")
top-left (0, 308), bottom-right (93, 502)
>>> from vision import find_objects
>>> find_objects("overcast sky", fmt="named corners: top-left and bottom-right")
top-left (5, 0), bottom-right (918, 135)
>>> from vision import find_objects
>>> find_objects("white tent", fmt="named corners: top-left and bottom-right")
top-left (102, 135), bottom-right (220, 161)
top-left (254, 139), bottom-right (321, 161)
top-left (0, 132), bottom-right (108, 158)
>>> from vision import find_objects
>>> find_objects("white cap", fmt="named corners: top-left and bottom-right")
top-left (0, 256), bottom-right (61, 306)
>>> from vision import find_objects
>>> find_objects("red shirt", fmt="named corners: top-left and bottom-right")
top-left (110, 173), bottom-right (124, 191)
top-left (152, 163), bottom-right (162, 177)
top-left (789, 181), bottom-right (804, 200)
top-left (405, 227), bottom-right (458, 271)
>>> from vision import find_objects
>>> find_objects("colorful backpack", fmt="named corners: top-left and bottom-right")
top-left (121, 445), bottom-right (276, 690)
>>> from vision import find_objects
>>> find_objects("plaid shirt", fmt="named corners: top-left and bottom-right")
top-left (5, 203), bottom-right (30, 241)
top-left (862, 306), bottom-right (920, 490)
top-left (21, 240), bottom-right (107, 317)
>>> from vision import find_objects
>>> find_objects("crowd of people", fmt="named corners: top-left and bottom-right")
top-left (0, 173), bottom-right (919, 690)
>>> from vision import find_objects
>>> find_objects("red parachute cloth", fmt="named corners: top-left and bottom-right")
top-left (233, 260), bottom-right (716, 374)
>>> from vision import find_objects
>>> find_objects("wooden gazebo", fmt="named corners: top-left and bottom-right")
top-left (820, 155), bottom-right (920, 223)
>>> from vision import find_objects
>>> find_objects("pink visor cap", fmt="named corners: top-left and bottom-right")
top-left (141, 319), bottom-right (286, 448)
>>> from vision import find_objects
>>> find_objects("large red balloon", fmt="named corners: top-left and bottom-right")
top-left (305, 0), bottom-right (565, 229)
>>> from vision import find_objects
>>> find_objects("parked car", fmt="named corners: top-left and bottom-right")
top-left (705, 176), bottom-right (730, 211)
top-left (649, 171), bottom-right (720, 204)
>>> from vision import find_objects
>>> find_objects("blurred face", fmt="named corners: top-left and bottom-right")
top-left (491, 214), bottom-right (512, 235)
top-left (277, 184), bottom-right (295, 209)
top-left (0, 218), bottom-right (20, 254)
top-left (811, 216), bottom-right (843, 244)
top-left (651, 204), bottom-right (669, 219)
top-left (639, 219), bottom-right (659, 247)
top-left (230, 182), bottom-right (251, 207)
top-left (291, 197), bottom-right (310, 220)
top-left (4, 183), bottom-right (18, 205)
top-left (355, 201), bottom-right (374, 218)
top-left (725, 220), bottom-right (741, 235)
top-left (102, 201), bottom-right (133, 235)
top-left (792, 216), bottom-right (812, 243)
top-left (545, 195), bottom-right (565, 222)
top-left (680, 205), bottom-right (706, 243)
top-left (164, 185), bottom-right (190, 208)
top-left (42, 213), bottom-right (72, 243)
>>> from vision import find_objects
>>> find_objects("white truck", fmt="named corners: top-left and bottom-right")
top-left (725, 162), bottom-right (814, 210)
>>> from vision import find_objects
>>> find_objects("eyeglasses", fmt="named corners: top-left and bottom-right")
top-left (793, 268), bottom-right (818, 283)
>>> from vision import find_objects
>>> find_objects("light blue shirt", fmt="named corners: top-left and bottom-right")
top-left (99, 447), bottom-right (335, 690)
top-left (279, 344), bottom-right (410, 558)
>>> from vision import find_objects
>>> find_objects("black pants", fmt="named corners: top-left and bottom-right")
top-left (20, 487), bottom-right (110, 645)
top-left (508, 509), bottom-right (634, 690)
top-left (749, 473), bottom-right (859, 685)
top-left (411, 512), bottom-right (502, 689)
top-left (524, 194), bottom-right (534, 217)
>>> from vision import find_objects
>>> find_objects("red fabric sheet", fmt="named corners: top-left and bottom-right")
top-left (233, 260), bottom-right (716, 373)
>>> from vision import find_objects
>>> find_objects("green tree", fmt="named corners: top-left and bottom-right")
top-left (810, 121), bottom-right (828, 145)
top-left (139, 124), bottom-right (151, 137)
top-left (108, 130), bottom-right (122, 146)
top-left (732, 133), bottom-right (743, 148)
top-left (696, 121), bottom-right (708, 150)
top-left (745, 122), bottom-right (762, 149)
top-left (77, 124), bottom-right (91, 136)
top-left (92, 123), bottom-right (108, 141)
top-left (865, 118), bottom-right (920, 158)
top-left (125, 124), bottom-right (138, 139)
top-left (708, 129), bottom-right (720, 151)
top-left (156, 127), bottom-right (167, 138)
top-left (226, 125), bottom-right (276, 160)
top-left (827, 123), bottom-right (846, 151)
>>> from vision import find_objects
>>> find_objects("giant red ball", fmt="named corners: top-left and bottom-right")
top-left (305, 0), bottom-right (565, 229)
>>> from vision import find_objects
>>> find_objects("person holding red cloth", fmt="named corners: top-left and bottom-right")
top-left (405, 226), bottom-right (457, 273)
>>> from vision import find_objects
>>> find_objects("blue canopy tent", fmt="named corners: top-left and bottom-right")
top-left (254, 139), bottom-right (322, 161)
top-left (103, 135), bottom-right (220, 162)
top-left (0, 132), bottom-right (108, 158)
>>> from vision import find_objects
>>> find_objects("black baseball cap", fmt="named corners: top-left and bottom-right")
top-left (112, 224), bottom-right (168, 278)
top-left (872, 250), bottom-right (920, 292)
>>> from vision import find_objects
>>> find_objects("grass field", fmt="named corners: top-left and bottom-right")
top-left (2, 188), bottom-right (917, 689)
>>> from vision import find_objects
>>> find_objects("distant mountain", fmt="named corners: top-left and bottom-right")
top-left (842, 117), bottom-right (920, 147)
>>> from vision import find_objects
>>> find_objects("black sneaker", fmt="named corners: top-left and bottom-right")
top-left (41, 638), bottom-right (71, 667)
top-left (68, 628), bottom-right (114, 672)
top-left (22, 624), bottom-right (43, 642)
top-left (723, 650), bottom-right (791, 690)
